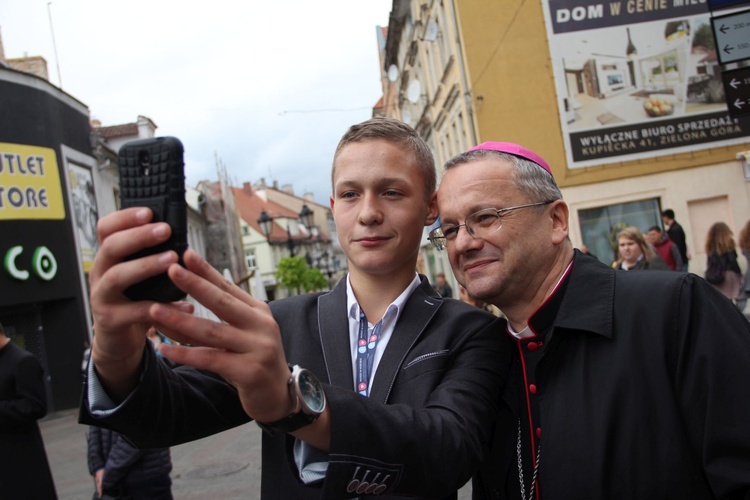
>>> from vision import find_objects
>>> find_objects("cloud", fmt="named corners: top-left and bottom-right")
top-left (0, 0), bottom-right (392, 205)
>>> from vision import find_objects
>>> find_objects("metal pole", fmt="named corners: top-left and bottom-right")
top-left (47, 2), bottom-right (63, 88)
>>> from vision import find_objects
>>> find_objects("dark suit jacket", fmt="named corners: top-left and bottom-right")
top-left (80, 275), bottom-right (508, 499)
top-left (0, 341), bottom-right (57, 499)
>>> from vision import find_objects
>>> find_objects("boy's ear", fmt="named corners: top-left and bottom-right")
top-left (425, 192), bottom-right (439, 226)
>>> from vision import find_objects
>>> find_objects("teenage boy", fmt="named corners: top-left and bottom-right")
top-left (80, 118), bottom-right (507, 499)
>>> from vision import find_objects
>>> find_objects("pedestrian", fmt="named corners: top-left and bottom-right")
top-left (434, 271), bottom-right (453, 298)
top-left (79, 117), bottom-right (507, 498)
top-left (0, 320), bottom-right (58, 499)
top-left (458, 284), bottom-right (493, 313)
top-left (738, 220), bottom-right (750, 312)
top-left (87, 335), bottom-right (174, 500)
top-left (704, 221), bottom-right (743, 303)
top-left (578, 244), bottom-right (597, 261)
top-left (646, 225), bottom-right (683, 271)
top-left (87, 425), bottom-right (172, 499)
top-left (613, 226), bottom-right (669, 270)
top-left (661, 208), bottom-right (689, 271)
top-left (432, 141), bottom-right (750, 499)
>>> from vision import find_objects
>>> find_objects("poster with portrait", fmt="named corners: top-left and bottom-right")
top-left (67, 162), bottom-right (99, 272)
top-left (541, 0), bottom-right (750, 168)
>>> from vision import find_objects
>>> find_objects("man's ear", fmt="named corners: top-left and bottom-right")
top-left (329, 195), bottom-right (335, 211)
top-left (425, 192), bottom-right (439, 226)
top-left (550, 200), bottom-right (569, 244)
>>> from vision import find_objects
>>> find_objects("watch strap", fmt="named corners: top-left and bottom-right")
top-left (256, 365), bottom-right (321, 435)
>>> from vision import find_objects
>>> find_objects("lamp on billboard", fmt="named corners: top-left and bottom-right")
top-left (625, 27), bottom-right (637, 58)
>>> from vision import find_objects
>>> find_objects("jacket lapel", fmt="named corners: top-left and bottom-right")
top-left (318, 280), bottom-right (356, 390)
top-left (368, 276), bottom-right (443, 402)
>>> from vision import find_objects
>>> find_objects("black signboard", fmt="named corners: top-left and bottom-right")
top-left (722, 66), bottom-right (750, 118)
top-left (708, 0), bottom-right (750, 11)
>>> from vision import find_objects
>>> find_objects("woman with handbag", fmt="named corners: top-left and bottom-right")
top-left (736, 220), bottom-right (750, 312)
top-left (704, 222), bottom-right (743, 303)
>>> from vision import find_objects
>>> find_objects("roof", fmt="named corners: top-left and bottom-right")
top-left (232, 186), bottom-right (316, 243)
top-left (95, 123), bottom-right (138, 139)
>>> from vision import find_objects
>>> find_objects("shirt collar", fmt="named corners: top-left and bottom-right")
top-left (346, 273), bottom-right (422, 325)
top-left (508, 260), bottom-right (573, 340)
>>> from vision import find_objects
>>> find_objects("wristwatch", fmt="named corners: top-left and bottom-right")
top-left (257, 364), bottom-right (326, 435)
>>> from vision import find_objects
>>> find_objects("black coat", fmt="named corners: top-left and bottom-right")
top-left (87, 426), bottom-right (172, 497)
top-left (0, 341), bottom-right (57, 499)
top-left (667, 220), bottom-right (688, 264)
top-left (80, 276), bottom-right (508, 499)
top-left (473, 251), bottom-right (750, 500)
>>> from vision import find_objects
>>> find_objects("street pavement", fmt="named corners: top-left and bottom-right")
top-left (41, 408), bottom-right (264, 499)
top-left (40, 409), bottom-right (472, 499)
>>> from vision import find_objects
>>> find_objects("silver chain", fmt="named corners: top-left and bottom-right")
top-left (516, 419), bottom-right (541, 500)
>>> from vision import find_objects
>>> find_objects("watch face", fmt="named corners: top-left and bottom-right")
top-left (298, 370), bottom-right (326, 413)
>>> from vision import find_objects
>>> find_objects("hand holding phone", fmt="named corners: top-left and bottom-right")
top-left (118, 136), bottom-right (188, 302)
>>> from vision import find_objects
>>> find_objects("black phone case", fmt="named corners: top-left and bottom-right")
top-left (118, 136), bottom-right (188, 302)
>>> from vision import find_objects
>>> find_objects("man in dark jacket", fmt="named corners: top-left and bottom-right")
top-left (0, 320), bottom-right (57, 499)
top-left (87, 426), bottom-right (172, 499)
top-left (433, 141), bottom-right (750, 499)
top-left (662, 208), bottom-right (689, 271)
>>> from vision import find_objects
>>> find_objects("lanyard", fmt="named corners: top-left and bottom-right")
top-left (356, 308), bottom-right (382, 396)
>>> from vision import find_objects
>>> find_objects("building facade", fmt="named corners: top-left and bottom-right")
top-left (233, 182), bottom-right (341, 300)
top-left (381, 0), bottom-right (750, 277)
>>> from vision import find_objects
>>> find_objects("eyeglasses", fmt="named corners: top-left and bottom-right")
top-left (427, 201), bottom-right (554, 251)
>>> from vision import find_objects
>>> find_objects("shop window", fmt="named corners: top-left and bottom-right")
top-left (578, 198), bottom-right (662, 265)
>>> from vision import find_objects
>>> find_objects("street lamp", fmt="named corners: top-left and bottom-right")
top-left (299, 204), bottom-right (314, 230)
top-left (257, 204), bottom-right (316, 257)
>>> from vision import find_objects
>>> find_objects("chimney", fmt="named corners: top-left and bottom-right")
top-left (8, 56), bottom-right (50, 81)
top-left (243, 182), bottom-right (253, 194)
top-left (281, 184), bottom-right (294, 194)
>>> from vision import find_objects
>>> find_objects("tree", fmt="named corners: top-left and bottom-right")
top-left (303, 267), bottom-right (328, 292)
top-left (276, 256), bottom-right (329, 295)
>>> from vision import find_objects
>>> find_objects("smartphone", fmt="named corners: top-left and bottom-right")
top-left (118, 136), bottom-right (188, 302)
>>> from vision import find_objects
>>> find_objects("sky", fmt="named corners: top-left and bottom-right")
top-left (0, 0), bottom-right (393, 206)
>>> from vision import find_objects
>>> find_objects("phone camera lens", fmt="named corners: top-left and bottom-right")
top-left (138, 151), bottom-right (151, 176)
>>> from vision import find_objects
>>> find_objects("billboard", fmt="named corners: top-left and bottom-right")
top-left (541, 0), bottom-right (750, 168)
top-left (0, 72), bottom-right (92, 306)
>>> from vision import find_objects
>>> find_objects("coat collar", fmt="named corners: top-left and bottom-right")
top-left (317, 275), bottom-right (443, 401)
top-left (547, 249), bottom-right (615, 339)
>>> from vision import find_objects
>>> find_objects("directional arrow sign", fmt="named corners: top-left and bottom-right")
top-left (712, 9), bottom-right (750, 65)
top-left (722, 66), bottom-right (750, 118)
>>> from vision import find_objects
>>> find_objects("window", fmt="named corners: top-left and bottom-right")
top-left (578, 198), bottom-right (662, 264)
top-left (245, 249), bottom-right (257, 270)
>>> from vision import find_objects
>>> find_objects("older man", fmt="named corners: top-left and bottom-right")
top-left (431, 142), bottom-right (750, 500)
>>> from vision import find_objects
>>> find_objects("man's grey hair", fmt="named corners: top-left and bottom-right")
top-left (444, 149), bottom-right (562, 204)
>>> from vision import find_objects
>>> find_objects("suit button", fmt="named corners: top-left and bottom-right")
top-left (529, 384), bottom-right (537, 394)
top-left (536, 427), bottom-right (542, 438)
top-left (527, 342), bottom-right (538, 352)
